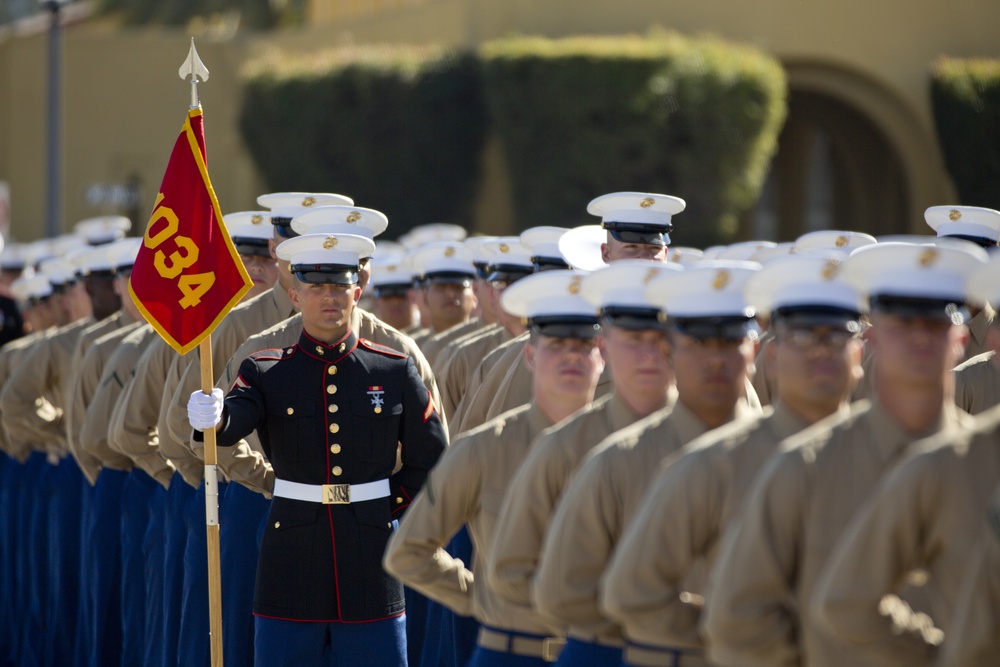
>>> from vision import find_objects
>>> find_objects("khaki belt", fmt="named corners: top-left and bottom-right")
top-left (477, 626), bottom-right (565, 662)
top-left (272, 478), bottom-right (389, 505)
top-left (624, 642), bottom-right (706, 667)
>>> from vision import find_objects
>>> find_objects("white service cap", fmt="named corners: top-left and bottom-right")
top-left (646, 260), bottom-right (761, 339)
top-left (588, 192), bottom-right (685, 246)
top-left (257, 192), bottom-right (354, 238)
top-left (843, 242), bottom-right (988, 320)
top-left (74, 216), bottom-right (131, 245)
top-left (411, 242), bottom-right (477, 283)
top-left (291, 205), bottom-right (388, 241)
top-left (744, 253), bottom-right (866, 320)
top-left (925, 205), bottom-right (1000, 246)
top-left (277, 233), bottom-right (376, 285)
top-left (500, 270), bottom-right (601, 338)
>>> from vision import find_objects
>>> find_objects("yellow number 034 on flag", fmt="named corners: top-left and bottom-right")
top-left (129, 107), bottom-right (252, 356)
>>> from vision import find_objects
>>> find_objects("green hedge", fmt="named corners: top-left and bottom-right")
top-left (931, 57), bottom-right (1000, 210)
top-left (480, 34), bottom-right (786, 247)
top-left (239, 46), bottom-right (488, 238)
top-left (239, 34), bottom-right (786, 246)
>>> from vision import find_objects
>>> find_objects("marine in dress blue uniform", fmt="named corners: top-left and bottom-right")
top-left (189, 232), bottom-right (447, 667)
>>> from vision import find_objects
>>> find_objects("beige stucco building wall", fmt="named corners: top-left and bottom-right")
top-left (0, 0), bottom-right (997, 241)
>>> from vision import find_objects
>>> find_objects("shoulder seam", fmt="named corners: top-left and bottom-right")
top-left (358, 338), bottom-right (408, 359)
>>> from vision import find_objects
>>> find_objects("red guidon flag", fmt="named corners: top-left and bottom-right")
top-left (129, 107), bottom-right (252, 355)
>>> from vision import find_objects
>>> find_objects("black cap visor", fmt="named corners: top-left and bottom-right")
top-left (529, 314), bottom-right (601, 339)
top-left (603, 222), bottom-right (671, 247)
top-left (486, 264), bottom-right (535, 284)
top-left (373, 283), bottom-right (412, 298)
top-left (601, 306), bottom-right (668, 332)
top-left (531, 256), bottom-right (571, 271)
top-left (234, 237), bottom-right (273, 258)
top-left (271, 216), bottom-right (297, 239)
top-left (670, 316), bottom-right (759, 342)
top-left (941, 233), bottom-right (998, 249)
top-left (869, 294), bottom-right (969, 324)
top-left (292, 263), bottom-right (359, 286)
top-left (771, 305), bottom-right (863, 330)
top-left (423, 271), bottom-right (475, 288)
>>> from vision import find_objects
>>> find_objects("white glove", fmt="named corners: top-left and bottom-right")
top-left (187, 388), bottom-right (224, 431)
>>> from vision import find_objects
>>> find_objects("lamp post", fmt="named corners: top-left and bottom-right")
top-left (39, 0), bottom-right (70, 239)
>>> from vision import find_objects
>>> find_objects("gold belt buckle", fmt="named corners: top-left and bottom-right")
top-left (541, 637), bottom-right (565, 662)
top-left (322, 484), bottom-right (350, 504)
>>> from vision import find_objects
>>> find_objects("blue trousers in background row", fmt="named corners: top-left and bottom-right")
top-left (220, 481), bottom-right (271, 667)
top-left (420, 526), bottom-right (480, 667)
top-left (43, 458), bottom-right (84, 667)
top-left (82, 468), bottom-right (128, 667)
top-left (142, 478), bottom-right (167, 667)
top-left (555, 638), bottom-right (622, 667)
top-left (119, 468), bottom-right (158, 667)
top-left (162, 474), bottom-right (195, 667)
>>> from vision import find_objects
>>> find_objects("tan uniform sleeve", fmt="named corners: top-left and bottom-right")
top-left (110, 338), bottom-right (198, 487)
top-left (1, 339), bottom-right (63, 452)
top-left (702, 451), bottom-right (808, 667)
top-left (600, 448), bottom-right (723, 647)
top-left (383, 437), bottom-right (481, 616)
top-left (487, 430), bottom-right (576, 614)
top-left (79, 352), bottom-right (136, 476)
top-left (936, 509), bottom-right (1000, 667)
top-left (64, 344), bottom-right (109, 484)
top-left (155, 354), bottom-right (202, 484)
top-left (533, 445), bottom-right (623, 637)
top-left (809, 452), bottom-right (943, 665)
top-left (107, 371), bottom-right (175, 488)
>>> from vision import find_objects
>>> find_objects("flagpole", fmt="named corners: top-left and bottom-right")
top-left (181, 39), bottom-right (225, 667)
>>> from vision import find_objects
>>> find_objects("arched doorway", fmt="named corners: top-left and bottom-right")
top-left (749, 60), bottom-right (949, 241)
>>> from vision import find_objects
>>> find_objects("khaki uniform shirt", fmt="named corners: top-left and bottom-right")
top-left (438, 325), bottom-right (513, 422)
top-left (0, 317), bottom-right (93, 456)
top-left (810, 404), bottom-right (1000, 666)
top-left (954, 351), bottom-right (1000, 415)
top-left (487, 393), bottom-right (654, 625)
top-left (214, 307), bottom-right (443, 496)
top-left (534, 399), bottom-right (758, 644)
top-left (703, 400), bottom-right (971, 667)
top-left (963, 306), bottom-right (993, 362)
top-left (384, 403), bottom-right (556, 633)
top-left (109, 336), bottom-right (202, 486)
top-left (420, 316), bottom-right (485, 367)
top-left (67, 321), bottom-right (144, 482)
top-left (451, 333), bottom-right (529, 435)
top-left (600, 402), bottom-right (820, 649)
top-left (935, 487), bottom-right (1000, 667)
top-left (0, 330), bottom-right (51, 460)
top-left (432, 322), bottom-right (502, 378)
top-left (104, 324), bottom-right (176, 487)
top-left (63, 312), bottom-right (135, 461)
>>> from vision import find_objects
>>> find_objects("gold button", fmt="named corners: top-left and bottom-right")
top-left (329, 423), bottom-right (340, 434)
top-left (395, 497), bottom-right (403, 504)
top-left (387, 523), bottom-right (393, 529)
top-left (374, 406), bottom-right (382, 414)
top-left (328, 404), bottom-right (338, 414)
top-left (332, 466), bottom-right (342, 476)
top-left (330, 444), bottom-right (341, 454)
top-left (328, 366), bottom-right (337, 375)
top-left (327, 385), bottom-right (337, 395)
top-left (339, 343), bottom-right (346, 353)
top-left (286, 407), bottom-right (294, 415)
top-left (274, 521), bottom-right (281, 529)
top-left (315, 345), bottom-right (324, 355)
top-left (285, 348), bottom-right (293, 354)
